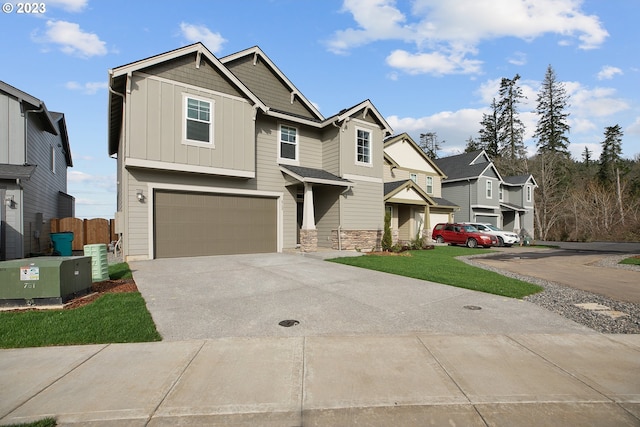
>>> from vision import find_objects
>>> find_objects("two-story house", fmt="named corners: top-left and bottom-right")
top-left (0, 81), bottom-right (74, 260)
top-left (382, 133), bottom-right (458, 244)
top-left (434, 150), bottom-right (536, 234)
top-left (108, 43), bottom-right (392, 260)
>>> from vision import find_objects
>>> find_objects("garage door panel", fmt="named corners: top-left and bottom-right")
top-left (154, 190), bottom-right (277, 258)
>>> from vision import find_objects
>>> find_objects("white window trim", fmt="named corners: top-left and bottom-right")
top-left (486, 180), bottom-right (493, 199)
top-left (182, 93), bottom-right (214, 148)
top-left (410, 173), bottom-right (417, 183)
top-left (499, 186), bottom-right (503, 202)
top-left (278, 124), bottom-right (299, 165)
top-left (355, 127), bottom-right (372, 166)
top-left (426, 176), bottom-right (433, 194)
top-left (526, 185), bottom-right (532, 202)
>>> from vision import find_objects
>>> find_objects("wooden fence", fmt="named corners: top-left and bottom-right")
top-left (50, 218), bottom-right (117, 251)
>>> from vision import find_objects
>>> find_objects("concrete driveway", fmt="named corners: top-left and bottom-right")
top-left (129, 251), bottom-right (594, 341)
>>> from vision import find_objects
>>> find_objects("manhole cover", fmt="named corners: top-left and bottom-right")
top-left (463, 305), bottom-right (482, 310)
top-left (278, 319), bottom-right (300, 327)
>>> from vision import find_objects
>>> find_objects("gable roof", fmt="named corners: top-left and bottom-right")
top-left (0, 81), bottom-right (72, 167)
top-left (503, 174), bottom-right (538, 187)
top-left (324, 99), bottom-right (393, 136)
top-left (383, 133), bottom-right (447, 178)
top-left (221, 46), bottom-right (324, 121)
top-left (435, 150), bottom-right (503, 183)
top-left (108, 42), bottom-right (268, 156)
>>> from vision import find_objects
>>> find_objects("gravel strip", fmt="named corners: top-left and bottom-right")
top-left (460, 253), bottom-right (640, 334)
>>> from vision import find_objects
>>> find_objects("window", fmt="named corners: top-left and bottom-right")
top-left (184, 96), bottom-right (213, 144)
top-left (279, 125), bottom-right (298, 161)
top-left (50, 145), bottom-right (55, 174)
top-left (526, 185), bottom-right (532, 202)
top-left (410, 173), bottom-right (417, 183)
top-left (486, 180), bottom-right (492, 198)
top-left (499, 186), bottom-right (503, 201)
top-left (426, 176), bottom-right (433, 194)
top-left (356, 128), bottom-right (371, 164)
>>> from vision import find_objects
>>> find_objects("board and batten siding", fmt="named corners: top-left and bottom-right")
top-left (0, 94), bottom-right (25, 164)
top-left (126, 74), bottom-right (255, 174)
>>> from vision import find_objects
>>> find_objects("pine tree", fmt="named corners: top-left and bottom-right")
top-left (478, 98), bottom-right (500, 157)
top-left (598, 124), bottom-right (623, 185)
top-left (497, 74), bottom-right (527, 161)
top-left (464, 136), bottom-right (482, 153)
top-left (534, 65), bottom-right (571, 156)
top-left (582, 146), bottom-right (593, 166)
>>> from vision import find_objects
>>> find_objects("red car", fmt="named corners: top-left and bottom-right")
top-left (432, 223), bottom-right (498, 248)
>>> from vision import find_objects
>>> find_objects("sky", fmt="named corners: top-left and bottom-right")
top-left (1, 0), bottom-right (639, 219)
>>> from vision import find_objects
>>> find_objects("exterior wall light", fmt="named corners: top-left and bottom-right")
top-left (136, 189), bottom-right (145, 202)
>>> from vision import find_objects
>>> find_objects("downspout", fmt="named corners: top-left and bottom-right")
top-left (337, 225), bottom-right (342, 251)
top-left (24, 104), bottom-right (45, 165)
top-left (109, 80), bottom-right (126, 257)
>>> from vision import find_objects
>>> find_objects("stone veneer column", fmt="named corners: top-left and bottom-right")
top-left (299, 229), bottom-right (318, 252)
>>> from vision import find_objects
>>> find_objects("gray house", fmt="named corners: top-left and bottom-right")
top-left (0, 81), bottom-right (74, 260)
top-left (434, 150), bottom-right (536, 234)
top-left (108, 43), bottom-right (393, 260)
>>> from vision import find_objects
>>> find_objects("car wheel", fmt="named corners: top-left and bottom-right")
top-left (505, 244), bottom-right (513, 247)
top-left (497, 236), bottom-right (504, 247)
top-left (436, 236), bottom-right (445, 243)
top-left (466, 238), bottom-right (478, 248)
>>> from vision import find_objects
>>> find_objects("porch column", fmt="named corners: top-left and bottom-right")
top-left (300, 182), bottom-right (317, 252)
top-left (301, 183), bottom-right (316, 230)
top-left (514, 212), bottom-right (521, 232)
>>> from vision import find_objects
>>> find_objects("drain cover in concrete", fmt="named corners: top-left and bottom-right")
top-left (278, 320), bottom-right (300, 327)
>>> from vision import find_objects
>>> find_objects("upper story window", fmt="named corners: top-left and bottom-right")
top-left (526, 185), bottom-right (532, 202)
top-left (410, 173), bottom-right (417, 183)
top-left (184, 95), bottom-right (213, 145)
top-left (486, 180), bottom-right (493, 199)
top-left (356, 128), bottom-right (371, 165)
top-left (499, 186), bottom-right (504, 201)
top-left (426, 176), bottom-right (433, 194)
top-left (279, 125), bottom-right (298, 163)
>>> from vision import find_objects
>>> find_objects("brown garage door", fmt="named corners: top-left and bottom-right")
top-left (154, 190), bottom-right (277, 258)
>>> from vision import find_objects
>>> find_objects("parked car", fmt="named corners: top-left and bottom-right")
top-left (462, 223), bottom-right (520, 247)
top-left (431, 223), bottom-right (498, 248)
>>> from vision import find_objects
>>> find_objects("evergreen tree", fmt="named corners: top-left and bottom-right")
top-left (382, 211), bottom-right (392, 251)
top-left (464, 136), bottom-right (482, 153)
top-left (534, 65), bottom-right (571, 156)
top-left (582, 146), bottom-right (593, 166)
top-left (478, 98), bottom-right (500, 157)
top-left (598, 124), bottom-right (623, 184)
top-left (497, 74), bottom-right (527, 161)
top-left (419, 132), bottom-right (444, 159)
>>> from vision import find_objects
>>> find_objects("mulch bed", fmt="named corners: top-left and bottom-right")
top-left (63, 279), bottom-right (138, 310)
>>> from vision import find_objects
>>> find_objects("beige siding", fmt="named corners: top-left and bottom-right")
top-left (321, 127), bottom-right (340, 176)
top-left (339, 120), bottom-right (384, 179)
top-left (126, 74), bottom-right (255, 174)
top-left (341, 180), bottom-right (383, 230)
top-left (143, 53), bottom-right (243, 98)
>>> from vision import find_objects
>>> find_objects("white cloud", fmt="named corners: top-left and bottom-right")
top-left (33, 20), bottom-right (107, 57)
top-left (568, 85), bottom-right (630, 118)
top-left (508, 52), bottom-right (527, 66)
top-left (596, 65), bottom-right (623, 80)
top-left (46, 0), bottom-right (88, 12)
top-left (179, 22), bottom-right (226, 53)
top-left (65, 81), bottom-right (107, 95)
top-left (627, 117), bottom-right (640, 136)
top-left (328, 0), bottom-right (609, 75)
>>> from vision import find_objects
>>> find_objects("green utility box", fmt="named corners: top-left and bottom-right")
top-left (0, 256), bottom-right (92, 307)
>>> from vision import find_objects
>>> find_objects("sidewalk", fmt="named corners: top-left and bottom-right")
top-left (1, 333), bottom-right (639, 426)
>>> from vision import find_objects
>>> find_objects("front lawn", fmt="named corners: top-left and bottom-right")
top-left (0, 263), bottom-right (161, 349)
top-left (329, 246), bottom-right (543, 299)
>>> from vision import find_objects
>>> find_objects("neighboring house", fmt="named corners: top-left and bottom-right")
top-left (434, 150), bottom-right (536, 234)
top-left (0, 81), bottom-right (74, 260)
top-left (382, 133), bottom-right (458, 244)
top-left (108, 43), bottom-right (393, 260)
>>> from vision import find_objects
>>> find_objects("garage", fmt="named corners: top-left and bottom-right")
top-left (154, 190), bottom-right (277, 258)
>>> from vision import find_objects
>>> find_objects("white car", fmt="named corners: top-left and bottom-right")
top-left (463, 223), bottom-right (520, 247)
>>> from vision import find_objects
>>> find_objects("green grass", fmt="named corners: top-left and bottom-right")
top-left (108, 262), bottom-right (133, 279)
top-left (620, 256), bottom-right (640, 266)
top-left (329, 246), bottom-right (543, 299)
top-left (0, 262), bottom-right (161, 349)
top-left (5, 418), bottom-right (57, 427)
